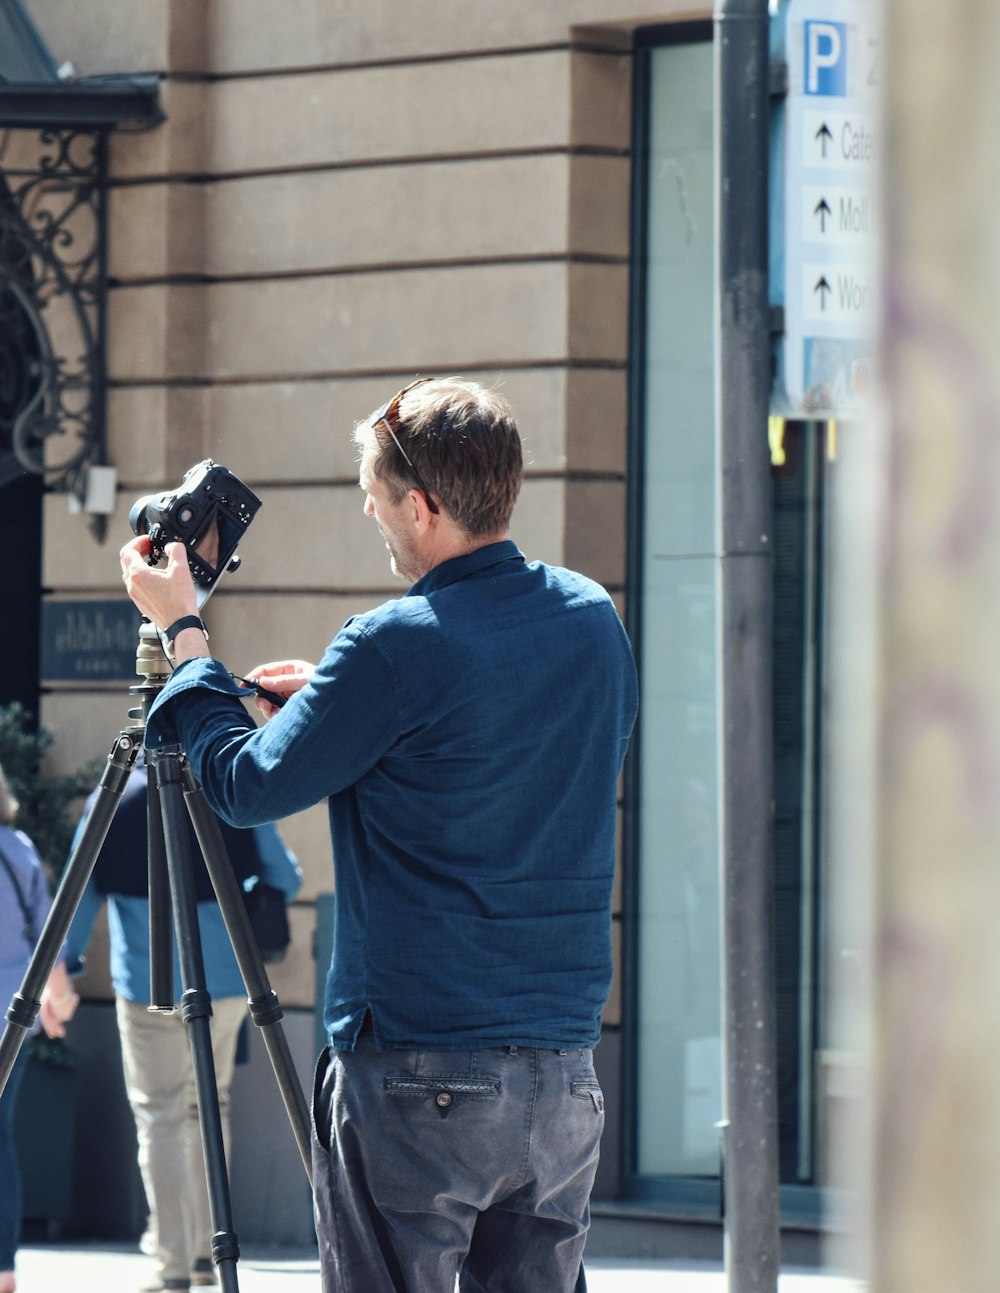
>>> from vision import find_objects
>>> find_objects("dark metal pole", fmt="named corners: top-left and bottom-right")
top-left (714, 1), bottom-right (781, 1290)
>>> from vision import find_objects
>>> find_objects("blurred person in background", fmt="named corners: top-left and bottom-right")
top-left (0, 763), bottom-right (78, 1293)
top-left (64, 762), bottom-right (300, 1293)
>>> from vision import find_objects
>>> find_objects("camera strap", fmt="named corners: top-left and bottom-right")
top-left (0, 841), bottom-right (38, 946)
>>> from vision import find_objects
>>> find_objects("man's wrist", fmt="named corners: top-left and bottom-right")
top-left (169, 627), bottom-right (212, 664)
top-left (163, 615), bottom-right (210, 663)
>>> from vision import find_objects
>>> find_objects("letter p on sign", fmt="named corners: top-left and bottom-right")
top-left (805, 20), bottom-right (847, 97)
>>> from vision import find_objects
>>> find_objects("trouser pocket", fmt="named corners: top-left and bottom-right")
top-left (312, 1047), bottom-right (333, 1153)
top-left (384, 1071), bottom-right (502, 1117)
top-left (570, 1077), bottom-right (605, 1113)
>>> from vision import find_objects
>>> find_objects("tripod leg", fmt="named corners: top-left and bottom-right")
top-left (147, 766), bottom-right (174, 1011)
top-left (182, 769), bottom-right (312, 1183)
top-left (0, 732), bottom-right (141, 1098)
top-left (152, 747), bottom-right (240, 1293)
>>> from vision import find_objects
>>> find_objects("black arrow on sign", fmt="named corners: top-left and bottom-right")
top-left (814, 276), bottom-right (832, 310)
top-left (815, 122), bottom-right (833, 158)
top-left (814, 197), bottom-right (832, 233)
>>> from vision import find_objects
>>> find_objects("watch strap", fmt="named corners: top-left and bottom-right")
top-left (163, 615), bottom-right (209, 645)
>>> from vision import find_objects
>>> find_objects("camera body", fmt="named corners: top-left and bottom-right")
top-left (129, 460), bottom-right (261, 605)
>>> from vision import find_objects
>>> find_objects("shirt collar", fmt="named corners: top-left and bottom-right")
top-left (407, 540), bottom-right (524, 597)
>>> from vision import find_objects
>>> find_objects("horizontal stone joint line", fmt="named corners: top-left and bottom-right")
top-left (107, 361), bottom-right (628, 389)
top-left (161, 39), bottom-right (632, 84)
top-left (106, 144), bottom-right (631, 189)
top-left (108, 253), bottom-right (628, 290)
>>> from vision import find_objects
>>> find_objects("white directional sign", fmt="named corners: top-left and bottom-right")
top-left (771, 0), bottom-right (880, 418)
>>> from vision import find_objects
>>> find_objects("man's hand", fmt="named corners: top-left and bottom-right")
top-left (243, 659), bottom-right (316, 718)
top-left (38, 962), bottom-right (79, 1039)
top-left (120, 537), bottom-right (199, 631)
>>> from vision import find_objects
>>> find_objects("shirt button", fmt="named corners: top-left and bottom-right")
top-left (435, 1091), bottom-right (452, 1108)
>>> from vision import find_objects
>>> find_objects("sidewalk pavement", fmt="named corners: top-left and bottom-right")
top-left (16, 1240), bottom-right (867, 1292)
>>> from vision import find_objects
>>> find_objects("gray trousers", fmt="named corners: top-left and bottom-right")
top-left (311, 1038), bottom-right (603, 1292)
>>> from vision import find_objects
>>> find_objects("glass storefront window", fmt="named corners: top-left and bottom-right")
top-left (633, 34), bottom-right (720, 1179)
top-left (631, 23), bottom-right (868, 1210)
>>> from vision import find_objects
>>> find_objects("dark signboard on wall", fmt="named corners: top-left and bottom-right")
top-left (42, 600), bottom-right (142, 682)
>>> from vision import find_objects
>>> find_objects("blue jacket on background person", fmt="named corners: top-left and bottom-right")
top-left (61, 762), bottom-right (300, 1293)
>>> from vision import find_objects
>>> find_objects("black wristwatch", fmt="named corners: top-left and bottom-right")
top-left (163, 615), bottom-right (209, 660)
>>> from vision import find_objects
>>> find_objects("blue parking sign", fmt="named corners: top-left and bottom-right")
top-left (804, 20), bottom-right (847, 96)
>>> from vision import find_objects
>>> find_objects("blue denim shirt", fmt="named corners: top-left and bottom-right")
top-left (146, 541), bottom-right (638, 1051)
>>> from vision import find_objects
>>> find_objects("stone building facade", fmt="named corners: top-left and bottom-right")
top-left (17, 0), bottom-right (705, 1241)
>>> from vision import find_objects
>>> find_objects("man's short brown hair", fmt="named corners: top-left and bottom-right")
top-left (356, 378), bottom-right (524, 537)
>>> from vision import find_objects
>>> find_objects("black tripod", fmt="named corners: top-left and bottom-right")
top-left (0, 621), bottom-right (312, 1293)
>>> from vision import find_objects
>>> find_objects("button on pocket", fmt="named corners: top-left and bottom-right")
top-left (571, 1079), bottom-right (605, 1113)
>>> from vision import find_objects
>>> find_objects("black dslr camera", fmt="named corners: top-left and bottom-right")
top-left (129, 461), bottom-right (261, 607)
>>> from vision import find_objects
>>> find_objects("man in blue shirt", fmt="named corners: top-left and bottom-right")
top-left (120, 377), bottom-right (638, 1292)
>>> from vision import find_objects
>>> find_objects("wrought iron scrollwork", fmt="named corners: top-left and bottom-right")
top-left (0, 128), bottom-right (108, 522)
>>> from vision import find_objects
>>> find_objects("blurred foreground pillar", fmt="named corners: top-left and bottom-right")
top-left (874, 3), bottom-right (1000, 1289)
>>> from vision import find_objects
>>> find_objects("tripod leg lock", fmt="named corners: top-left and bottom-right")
top-left (210, 1230), bottom-right (240, 1265)
top-left (180, 988), bottom-right (214, 1024)
top-left (6, 993), bottom-right (40, 1031)
top-left (247, 990), bottom-right (284, 1028)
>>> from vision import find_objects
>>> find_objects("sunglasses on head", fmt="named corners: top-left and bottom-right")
top-left (372, 377), bottom-right (439, 514)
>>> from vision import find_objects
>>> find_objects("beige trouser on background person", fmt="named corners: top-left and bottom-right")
top-left (116, 994), bottom-right (247, 1289)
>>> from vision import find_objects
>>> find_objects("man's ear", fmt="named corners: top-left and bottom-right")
top-left (410, 489), bottom-right (438, 529)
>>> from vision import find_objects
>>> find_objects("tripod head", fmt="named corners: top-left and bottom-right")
top-left (124, 618), bottom-right (176, 741)
top-left (136, 617), bottom-right (172, 683)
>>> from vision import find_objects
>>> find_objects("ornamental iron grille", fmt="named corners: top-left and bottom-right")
top-left (0, 127), bottom-right (108, 534)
